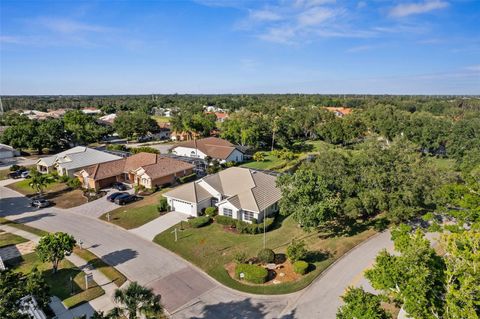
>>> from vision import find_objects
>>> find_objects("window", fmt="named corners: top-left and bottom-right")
top-left (243, 211), bottom-right (255, 221)
top-left (223, 208), bottom-right (233, 217)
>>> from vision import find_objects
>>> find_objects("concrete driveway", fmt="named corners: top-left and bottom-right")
top-left (130, 211), bottom-right (189, 241)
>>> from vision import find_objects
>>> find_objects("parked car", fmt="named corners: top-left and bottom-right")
top-left (20, 171), bottom-right (30, 178)
top-left (30, 199), bottom-right (51, 208)
top-left (8, 169), bottom-right (27, 179)
top-left (107, 192), bottom-right (128, 202)
top-left (112, 182), bottom-right (127, 191)
top-left (114, 194), bottom-right (142, 205)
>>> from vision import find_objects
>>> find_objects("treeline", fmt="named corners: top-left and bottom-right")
top-left (3, 94), bottom-right (480, 115)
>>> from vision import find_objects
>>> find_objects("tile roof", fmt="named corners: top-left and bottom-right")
top-left (174, 137), bottom-right (242, 160)
top-left (164, 167), bottom-right (281, 213)
top-left (38, 147), bottom-right (120, 168)
top-left (82, 152), bottom-right (194, 181)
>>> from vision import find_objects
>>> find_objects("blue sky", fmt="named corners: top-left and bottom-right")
top-left (1, 0), bottom-right (479, 95)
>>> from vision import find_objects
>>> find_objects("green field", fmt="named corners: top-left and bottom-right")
top-left (6, 179), bottom-right (66, 196)
top-left (7, 252), bottom-right (105, 309)
top-left (154, 215), bottom-right (376, 294)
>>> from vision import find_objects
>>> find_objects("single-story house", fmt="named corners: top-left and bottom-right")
top-left (0, 143), bottom-right (20, 159)
top-left (171, 137), bottom-right (244, 163)
top-left (163, 167), bottom-right (281, 222)
top-left (36, 146), bottom-right (121, 177)
top-left (76, 152), bottom-right (195, 191)
top-left (324, 107), bottom-right (353, 117)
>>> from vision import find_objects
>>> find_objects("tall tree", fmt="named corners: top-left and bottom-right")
top-left (337, 287), bottom-right (390, 319)
top-left (36, 232), bottom-right (76, 273)
top-left (108, 282), bottom-right (162, 319)
top-left (28, 169), bottom-right (54, 195)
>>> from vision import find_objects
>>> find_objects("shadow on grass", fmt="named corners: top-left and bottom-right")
top-left (305, 250), bottom-right (331, 263)
top-left (190, 298), bottom-right (297, 319)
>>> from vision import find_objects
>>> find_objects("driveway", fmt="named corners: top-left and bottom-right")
top-left (68, 188), bottom-right (134, 218)
top-left (130, 211), bottom-right (189, 241)
top-left (0, 184), bottom-right (393, 318)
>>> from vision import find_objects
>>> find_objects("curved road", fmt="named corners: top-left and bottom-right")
top-left (0, 183), bottom-right (391, 318)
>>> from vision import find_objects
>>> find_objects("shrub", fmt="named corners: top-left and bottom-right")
top-left (215, 215), bottom-right (237, 227)
top-left (287, 239), bottom-right (308, 262)
top-left (257, 248), bottom-right (275, 264)
top-left (205, 207), bottom-right (217, 217)
top-left (179, 173), bottom-right (197, 184)
top-left (59, 175), bottom-right (70, 183)
top-left (158, 197), bottom-right (169, 212)
top-left (233, 251), bottom-right (247, 264)
top-left (235, 264), bottom-right (268, 284)
top-left (235, 217), bottom-right (275, 234)
top-left (10, 164), bottom-right (20, 171)
top-left (106, 144), bottom-right (127, 151)
top-left (66, 178), bottom-right (82, 189)
top-left (130, 146), bottom-right (159, 154)
top-left (188, 216), bottom-right (211, 228)
top-left (253, 152), bottom-right (265, 162)
top-left (293, 260), bottom-right (309, 275)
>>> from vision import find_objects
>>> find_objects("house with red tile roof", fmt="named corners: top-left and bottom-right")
top-left (171, 137), bottom-right (245, 163)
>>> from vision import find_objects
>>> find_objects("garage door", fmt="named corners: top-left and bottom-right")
top-left (170, 199), bottom-right (194, 216)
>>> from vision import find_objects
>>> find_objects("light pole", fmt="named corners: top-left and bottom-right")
top-left (263, 213), bottom-right (266, 249)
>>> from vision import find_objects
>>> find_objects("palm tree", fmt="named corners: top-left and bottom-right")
top-left (28, 169), bottom-right (53, 195)
top-left (108, 282), bottom-right (162, 319)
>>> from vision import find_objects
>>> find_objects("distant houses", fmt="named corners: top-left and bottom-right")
top-left (0, 143), bottom-right (20, 159)
top-left (324, 107), bottom-right (353, 117)
top-left (171, 137), bottom-right (245, 163)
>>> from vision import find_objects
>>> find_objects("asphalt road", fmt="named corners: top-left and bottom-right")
top-left (0, 183), bottom-right (392, 318)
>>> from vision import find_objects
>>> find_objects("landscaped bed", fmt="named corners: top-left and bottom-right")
top-left (154, 215), bottom-right (377, 294)
top-left (99, 188), bottom-right (171, 229)
top-left (6, 252), bottom-right (105, 309)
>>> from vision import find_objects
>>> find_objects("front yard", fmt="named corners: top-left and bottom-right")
top-left (6, 179), bottom-right (88, 208)
top-left (154, 215), bottom-right (376, 294)
top-left (6, 252), bottom-right (105, 309)
top-left (0, 229), bottom-right (29, 248)
top-left (99, 188), bottom-right (171, 229)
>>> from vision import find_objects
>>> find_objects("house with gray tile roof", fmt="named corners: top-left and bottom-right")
top-left (163, 167), bottom-right (281, 222)
top-left (36, 146), bottom-right (121, 177)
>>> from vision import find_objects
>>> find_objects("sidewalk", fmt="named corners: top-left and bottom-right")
top-left (0, 224), bottom-right (122, 319)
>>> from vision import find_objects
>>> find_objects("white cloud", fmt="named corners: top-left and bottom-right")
top-left (465, 64), bottom-right (480, 72)
top-left (257, 26), bottom-right (297, 44)
top-left (249, 9), bottom-right (283, 22)
top-left (298, 7), bottom-right (336, 26)
top-left (37, 17), bottom-right (113, 34)
top-left (294, 0), bottom-right (336, 8)
top-left (389, 0), bottom-right (449, 18)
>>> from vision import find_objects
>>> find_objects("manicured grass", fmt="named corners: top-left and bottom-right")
top-left (0, 168), bottom-right (11, 180)
top-left (429, 157), bottom-right (456, 170)
top-left (99, 188), bottom-right (171, 229)
top-left (241, 154), bottom-right (286, 171)
top-left (152, 115), bottom-right (171, 124)
top-left (0, 230), bottom-right (29, 248)
top-left (154, 215), bottom-right (376, 294)
top-left (7, 252), bottom-right (104, 309)
top-left (6, 179), bottom-right (66, 196)
top-left (0, 217), bottom-right (49, 237)
top-left (73, 247), bottom-right (127, 287)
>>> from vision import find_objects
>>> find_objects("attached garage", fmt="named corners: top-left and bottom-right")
top-left (168, 198), bottom-right (196, 216)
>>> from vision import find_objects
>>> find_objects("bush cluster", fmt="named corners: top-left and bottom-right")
top-left (286, 239), bottom-right (308, 262)
top-left (235, 264), bottom-right (269, 284)
top-left (215, 215), bottom-right (275, 234)
top-left (205, 207), bottom-right (217, 217)
top-left (66, 177), bottom-right (82, 189)
top-left (158, 197), bottom-right (169, 212)
top-left (257, 248), bottom-right (275, 264)
top-left (179, 173), bottom-right (197, 184)
top-left (293, 260), bottom-right (309, 275)
top-left (188, 216), bottom-right (211, 228)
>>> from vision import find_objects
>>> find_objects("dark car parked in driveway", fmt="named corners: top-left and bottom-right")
top-left (114, 194), bottom-right (142, 205)
top-left (107, 192), bottom-right (128, 202)
top-left (30, 199), bottom-right (51, 208)
top-left (112, 182), bottom-right (127, 191)
top-left (8, 169), bottom-right (28, 179)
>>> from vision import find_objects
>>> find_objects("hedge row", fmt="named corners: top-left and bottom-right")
top-left (235, 263), bottom-right (269, 284)
top-left (179, 173), bottom-right (197, 184)
top-left (188, 216), bottom-right (211, 228)
top-left (215, 215), bottom-right (275, 234)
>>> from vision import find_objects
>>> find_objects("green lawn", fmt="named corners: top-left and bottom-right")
top-left (99, 188), bottom-right (171, 229)
top-left (0, 217), bottom-right (49, 237)
top-left (241, 154), bottom-right (287, 171)
top-left (6, 179), bottom-right (67, 197)
top-left (73, 247), bottom-right (127, 287)
top-left (0, 168), bottom-right (11, 180)
top-left (429, 157), bottom-right (456, 170)
top-left (6, 252), bottom-right (105, 309)
top-left (0, 230), bottom-right (29, 248)
top-left (154, 215), bottom-right (376, 294)
top-left (152, 115), bottom-right (171, 124)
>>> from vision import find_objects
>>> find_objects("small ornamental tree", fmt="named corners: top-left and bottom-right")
top-left (158, 197), bottom-right (169, 212)
top-left (336, 287), bottom-right (390, 319)
top-left (253, 152), bottom-right (265, 162)
top-left (36, 232), bottom-right (76, 273)
top-left (287, 239), bottom-right (308, 262)
top-left (257, 248), bottom-right (275, 264)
